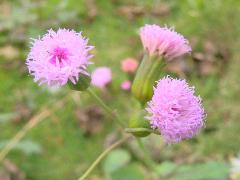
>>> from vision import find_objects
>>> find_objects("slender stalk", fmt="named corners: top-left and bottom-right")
top-left (136, 138), bottom-right (156, 171)
top-left (78, 135), bottom-right (131, 180)
top-left (86, 88), bottom-right (125, 127)
top-left (0, 110), bottom-right (50, 162)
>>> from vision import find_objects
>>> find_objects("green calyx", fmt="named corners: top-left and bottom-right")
top-left (68, 73), bottom-right (91, 91)
top-left (127, 111), bottom-right (151, 137)
top-left (131, 53), bottom-right (164, 105)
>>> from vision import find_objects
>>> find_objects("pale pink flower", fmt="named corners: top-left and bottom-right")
top-left (140, 24), bottom-right (191, 60)
top-left (26, 29), bottom-right (93, 86)
top-left (121, 80), bottom-right (131, 91)
top-left (121, 58), bottom-right (139, 73)
top-left (146, 76), bottom-right (205, 144)
top-left (91, 67), bottom-right (112, 88)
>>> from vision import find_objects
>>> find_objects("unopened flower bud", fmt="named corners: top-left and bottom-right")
top-left (131, 53), bottom-right (163, 105)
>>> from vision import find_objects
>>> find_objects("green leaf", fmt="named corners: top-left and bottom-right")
top-left (103, 149), bottom-right (131, 175)
top-left (0, 112), bottom-right (19, 123)
top-left (0, 140), bottom-right (42, 155)
top-left (155, 161), bottom-right (178, 176)
top-left (111, 163), bottom-right (145, 180)
top-left (160, 161), bottom-right (229, 180)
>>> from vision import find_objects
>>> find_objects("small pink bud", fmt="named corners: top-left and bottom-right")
top-left (91, 67), bottom-right (112, 88)
top-left (121, 58), bottom-right (139, 73)
top-left (121, 80), bottom-right (131, 91)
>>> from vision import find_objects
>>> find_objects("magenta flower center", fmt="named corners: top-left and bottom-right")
top-left (171, 107), bottom-right (179, 112)
top-left (49, 47), bottom-right (71, 67)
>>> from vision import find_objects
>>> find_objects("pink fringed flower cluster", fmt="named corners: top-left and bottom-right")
top-left (121, 58), bottom-right (139, 73)
top-left (140, 24), bottom-right (191, 60)
top-left (146, 77), bottom-right (205, 143)
top-left (91, 67), bottom-right (112, 88)
top-left (26, 29), bottom-right (93, 86)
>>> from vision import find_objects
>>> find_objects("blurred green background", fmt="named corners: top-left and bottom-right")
top-left (0, 0), bottom-right (240, 179)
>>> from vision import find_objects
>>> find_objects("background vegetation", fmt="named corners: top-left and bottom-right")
top-left (0, 0), bottom-right (240, 179)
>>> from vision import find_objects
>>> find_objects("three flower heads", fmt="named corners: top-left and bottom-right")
top-left (26, 25), bottom-right (205, 144)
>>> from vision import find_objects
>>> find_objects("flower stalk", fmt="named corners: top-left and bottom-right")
top-left (86, 88), bottom-right (126, 127)
top-left (78, 135), bottom-right (131, 180)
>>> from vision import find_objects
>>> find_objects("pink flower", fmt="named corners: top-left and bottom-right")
top-left (146, 76), bottom-right (205, 144)
top-left (26, 29), bottom-right (93, 86)
top-left (121, 58), bottom-right (139, 73)
top-left (91, 67), bottom-right (112, 88)
top-left (140, 24), bottom-right (191, 60)
top-left (121, 80), bottom-right (131, 91)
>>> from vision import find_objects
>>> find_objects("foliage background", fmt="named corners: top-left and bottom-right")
top-left (0, 0), bottom-right (240, 179)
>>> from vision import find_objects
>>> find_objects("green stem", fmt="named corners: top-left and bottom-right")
top-left (78, 135), bottom-right (131, 180)
top-left (136, 138), bottom-right (156, 171)
top-left (86, 88), bottom-right (125, 127)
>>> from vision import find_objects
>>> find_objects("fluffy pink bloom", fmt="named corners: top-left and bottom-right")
top-left (140, 24), bottom-right (191, 60)
top-left (121, 80), bottom-right (131, 91)
top-left (121, 58), bottom-right (139, 73)
top-left (91, 67), bottom-right (112, 88)
top-left (146, 76), bottom-right (205, 144)
top-left (26, 29), bottom-right (93, 86)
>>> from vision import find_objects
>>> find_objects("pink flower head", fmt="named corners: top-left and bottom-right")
top-left (121, 80), bottom-right (131, 91)
top-left (91, 67), bottom-right (112, 88)
top-left (140, 24), bottom-right (191, 60)
top-left (146, 76), bottom-right (205, 144)
top-left (26, 29), bottom-right (93, 86)
top-left (121, 58), bottom-right (139, 73)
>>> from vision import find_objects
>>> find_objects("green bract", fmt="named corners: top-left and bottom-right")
top-left (127, 111), bottom-right (151, 137)
top-left (131, 52), bottom-right (164, 105)
top-left (68, 73), bottom-right (91, 91)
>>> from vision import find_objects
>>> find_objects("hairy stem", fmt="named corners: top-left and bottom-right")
top-left (78, 135), bottom-right (131, 180)
top-left (86, 88), bottom-right (125, 127)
